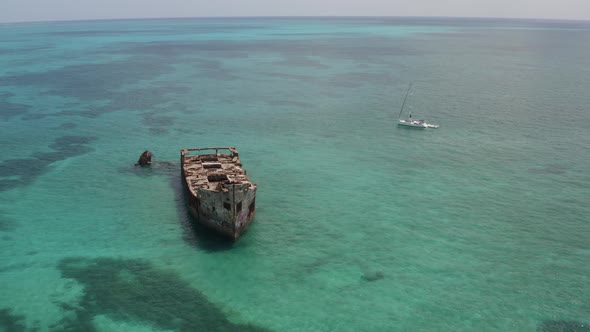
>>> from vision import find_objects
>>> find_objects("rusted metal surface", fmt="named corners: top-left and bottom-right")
top-left (180, 147), bottom-right (257, 240)
top-left (136, 150), bottom-right (152, 167)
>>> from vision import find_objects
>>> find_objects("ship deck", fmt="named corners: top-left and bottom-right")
top-left (181, 147), bottom-right (253, 193)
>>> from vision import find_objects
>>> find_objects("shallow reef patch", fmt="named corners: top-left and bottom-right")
top-left (0, 307), bottom-right (35, 332)
top-left (361, 271), bottom-right (385, 282)
top-left (54, 257), bottom-right (270, 332)
top-left (528, 166), bottom-right (567, 175)
top-left (538, 320), bottom-right (590, 332)
top-left (53, 122), bottom-right (78, 130)
top-left (140, 111), bottom-right (176, 135)
top-left (0, 57), bottom-right (174, 101)
top-left (0, 92), bottom-right (30, 120)
top-left (0, 215), bottom-right (17, 232)
top-left (0, 135), bottom-right (95, 192)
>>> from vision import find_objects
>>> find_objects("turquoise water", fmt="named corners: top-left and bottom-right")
top-left (1, 17), bottom-right (590, 331)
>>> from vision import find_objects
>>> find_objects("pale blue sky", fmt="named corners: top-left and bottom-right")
top-left (1, 0), bottom-right (588, 23)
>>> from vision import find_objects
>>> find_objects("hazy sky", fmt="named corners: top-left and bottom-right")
top-left (1, 0), bottom-right (589, 23)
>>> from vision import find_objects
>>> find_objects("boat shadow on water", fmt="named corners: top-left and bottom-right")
top-left (119, 161), bottom-right (178, 177)
top-left (123, 160), bottom-right (236, 252)
top-left (168, 172), bottom-right (236, 252)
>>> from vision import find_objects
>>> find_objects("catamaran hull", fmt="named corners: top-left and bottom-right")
top-left (398, 122), bottom-right (426, 128)
top-left (398, 120), bottom-right (439, 128)
top-left (397, 84), bottom-right (439, 129)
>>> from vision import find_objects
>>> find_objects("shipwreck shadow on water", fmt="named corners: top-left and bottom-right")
top-left (52, 257), bottom-right (270, 332)
top-left (121, 157), bottom-right (235, 252)
top-left (118, 160), bottom-right (178, 177)
top-left (168, 171), bottom-right (235, 252)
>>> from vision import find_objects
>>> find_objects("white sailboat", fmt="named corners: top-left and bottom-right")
top-left (397, 84), bottom-right (439, 129)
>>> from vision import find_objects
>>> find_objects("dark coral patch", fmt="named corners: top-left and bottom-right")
top-left (53, 257), bottom-right (270, 332)
top-left (0, 217), bottom-right (17, 232)
top-left (0, 56), bottom-right (175, 102)
top-left (0, 92), bottom-right (30, 120)
top-left (361, 271), bottom-right (385, 282)
top-left (271, 55), bottom-right (329, 69)
top-left (141, 111), bottom-right (176, 135)
top-left (528, 166), bottom-right (567, 175)
top-left (0, 308), bottom-right (29, 332)
top-left (0, 135), bottom-right (95, 192)
top-left (54, 122), bottom-right (78, 130)
top-left (268, 100), bottom-right (314, 108)
top-left (47, 135), bottom-right (95, 153)
top-left (0, 45), bottom-right (51, 56)
top-left (21, 84), bottom-right (190, 120)
top-left (101, 37), bottom-right (419, 68)
top-left (327, 72), bottom-right (395, 88)
top-left (37, 23), bottom-right (268, 38)
top-left (538, 320), bottom-right (590, 332)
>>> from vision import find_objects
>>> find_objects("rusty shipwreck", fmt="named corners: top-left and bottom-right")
top-left (181, 147), bottom-right (257, 240)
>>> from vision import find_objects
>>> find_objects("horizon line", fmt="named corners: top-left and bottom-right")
top-left (2, 14), bottom-right (590, 26)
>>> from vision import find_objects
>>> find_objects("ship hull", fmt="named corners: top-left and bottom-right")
top-left (183, 179), bottom-right (256, 240)
top-left (180, 147), bottom-right (257, 241)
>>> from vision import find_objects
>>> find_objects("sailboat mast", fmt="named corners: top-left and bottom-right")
top-left (398, 83), bottom-right (413, 120)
